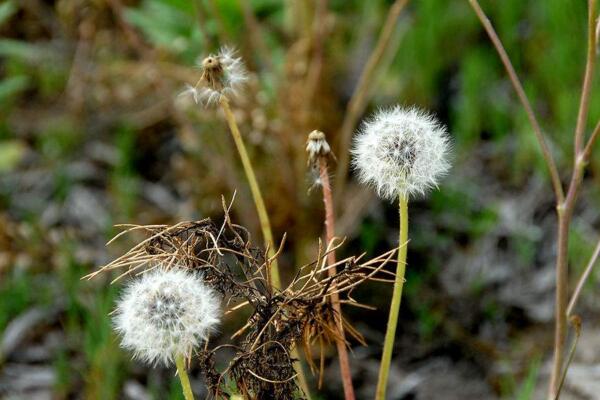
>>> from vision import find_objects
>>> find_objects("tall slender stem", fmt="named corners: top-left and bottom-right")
top-left (220, 96), bottom-right (312, 398)
top-left (583, 119), bottom-right (600, 160)
top-left (219, 96), bottom-right (281, 289)
top-left (567, 238), bottom-right (600, 317)
top-left (375, 195), bottom-right (408, 400)
top-left (549, 211), bottom-right (570, 398)
top-left (467, 0), bottom-right (564, 203)
top-left (318, 157), bottom-right (355, 400)
top-left (548, 1), bottom-right (598, 395)
top-left (335, 0), bottom-right (409, 196)
top-left (574, 0), bottom-right (598, 155)
top-left (175, 354), bottom-right (194, 400)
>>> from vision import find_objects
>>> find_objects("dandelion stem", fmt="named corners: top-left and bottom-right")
top-left (175, 354), bottom-right (194, 400)
top-left (219, 96), bottom-right (281, 289)
top-left (220, 96), bottom-right (312, 398)
top-left (375, 195), bottom-right (408, 400)
top-left (318, 157), bottom-right (356, 400)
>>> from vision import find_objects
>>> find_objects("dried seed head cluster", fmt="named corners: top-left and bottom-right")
top-left (184, 47), bottom-right (248, 106)
top-left (352, 106), bottom-right (451, 200)
top-left (89, 208), bottom-right (395, 399)
top-left (113, 268), bottom-right (221, 366)
top-left (306, 130), bottom-right (331, 165)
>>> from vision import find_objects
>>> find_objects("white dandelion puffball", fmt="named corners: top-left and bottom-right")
top-left (352, 106), bottom-right (451, 200)
top-left (113, 268), bottom-right (221, 366)
top-left (184, 47), bottom-right (248, 106)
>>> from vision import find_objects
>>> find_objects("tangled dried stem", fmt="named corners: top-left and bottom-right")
top-left (87, 201), bottom-right (396, 399)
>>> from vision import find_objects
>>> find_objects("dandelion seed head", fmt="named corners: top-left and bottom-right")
top-left (113, 268), bottom-right (221, 366)
top-left (185, 46), bottom-right (248, 107)
top-left (352, 106), bottom-right (451, 200)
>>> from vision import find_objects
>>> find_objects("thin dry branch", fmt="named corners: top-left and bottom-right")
top-left (583, 118), bottom-right (600, 161)
top-left (575, 0), bottom-right (598, 155)
top-left (567, 237), bottom-right (600, 317)
top-left (334, 0), bottom-right (410, 195)
top-left (467, 0), bottom-right (565, 203)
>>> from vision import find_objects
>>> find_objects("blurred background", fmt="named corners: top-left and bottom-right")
top-left (1, 0), bottom-right (600, 399)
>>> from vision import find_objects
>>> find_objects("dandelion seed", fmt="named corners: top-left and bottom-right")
top-left (352, 106), bottom-right (451, 200)
top-left (184, 47), bottom-right (248, 107)
top-left (113, 268), bottom-right (221, 366)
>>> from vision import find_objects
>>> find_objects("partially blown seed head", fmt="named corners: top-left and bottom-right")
top-left (352, 106), bottom-right (451, 200)
top-left (113, 268), bottom-right (221, 366)
top-left (184, 47), bottom-right (248, 106)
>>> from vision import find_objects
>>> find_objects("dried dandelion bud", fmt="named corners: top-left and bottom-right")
top-left (306, 130), bottom-right (331, 165)
top-left (113, 268), bottom-right (221, 366)
top-left (352, 106), bottom-right (451, 200)
top-left (184, 47), bottom-right (248, 106)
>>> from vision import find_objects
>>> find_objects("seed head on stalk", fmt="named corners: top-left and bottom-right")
top-left (182, 47), bottom-right (248, 106)
top-left (352, 106), bottom-right (451, 200)
top-left (113, 268), bottom-right (221, 366)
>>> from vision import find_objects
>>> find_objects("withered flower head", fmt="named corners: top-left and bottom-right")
top-left (183, 47), bottom-right (248, 106)
top-left (306, 130), bottom-right (331, 166)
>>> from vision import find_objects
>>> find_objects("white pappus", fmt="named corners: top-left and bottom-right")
top-left (352, 106), bottom-right (451, 200)
top-left (113, 268), bottom-right (221, 366)
top-left (183, 47), bottom-right (248, 106)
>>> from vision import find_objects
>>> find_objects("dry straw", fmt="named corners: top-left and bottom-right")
top-left (88, 207), bottom-right (396, 399)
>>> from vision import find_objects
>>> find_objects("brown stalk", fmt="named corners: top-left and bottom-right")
top-left (194, 0), bottom-right (214, 51)
top-left (206, 0), bottom-right (232, 44)
top-left (237, 0), bottom-right (273, 71)
top-left (567, 238), bottom-right (600, 317)
top-left (583, 119), bottom-right (600, 160)
top-left (467, 0), bottom-right (564, 203)
top-left (318, 156), bottom-right (356, 400)
top-left (575, 0), bottom-right (599, 155)
top-left (467, 1), bottom-right (599, 398)
top-left (334, 0), bottom-right (410, 196)
top-left (303, 0), bottom-right (329, 117)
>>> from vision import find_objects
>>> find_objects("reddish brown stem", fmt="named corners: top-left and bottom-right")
top-left (550, 209), bottom-right (570, 398)
top-left (583, 119), bottom-right (600, 161)
top-left (467, 0), bottom-right (564, 203)
top-left (467, 1), bottom-right (600, 397)
top-left (567, 238), bottom-right (600, 317)
top-left (574, 0), bottom-right (598, 155)
top-left (318, 157), bottom-right (355, 400)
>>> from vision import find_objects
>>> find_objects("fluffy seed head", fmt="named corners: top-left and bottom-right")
top-left (113, 268), bottom-right (221, 366)
top-left (184, 47), bottom-right (248, 106)
top-left (352, 106), bottom-right (451, 200)
top-left (306, 130), bottom-right (331, 165)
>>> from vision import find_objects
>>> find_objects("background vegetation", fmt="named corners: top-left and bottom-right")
top-left (1, 0), bottom-right (599, 399)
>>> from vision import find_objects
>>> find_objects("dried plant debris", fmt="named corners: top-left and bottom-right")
top-left (86, 207), bottom-right (396, 399)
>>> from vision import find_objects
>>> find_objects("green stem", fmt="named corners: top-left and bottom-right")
top-left (375, 195), bottom-right (408, 400)
top-left (219, 96), bottom-right (312, 398)
top-left (219, 96), bottom-right (281, 289)
top-left (175, 354), bottom-right (195, 400)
